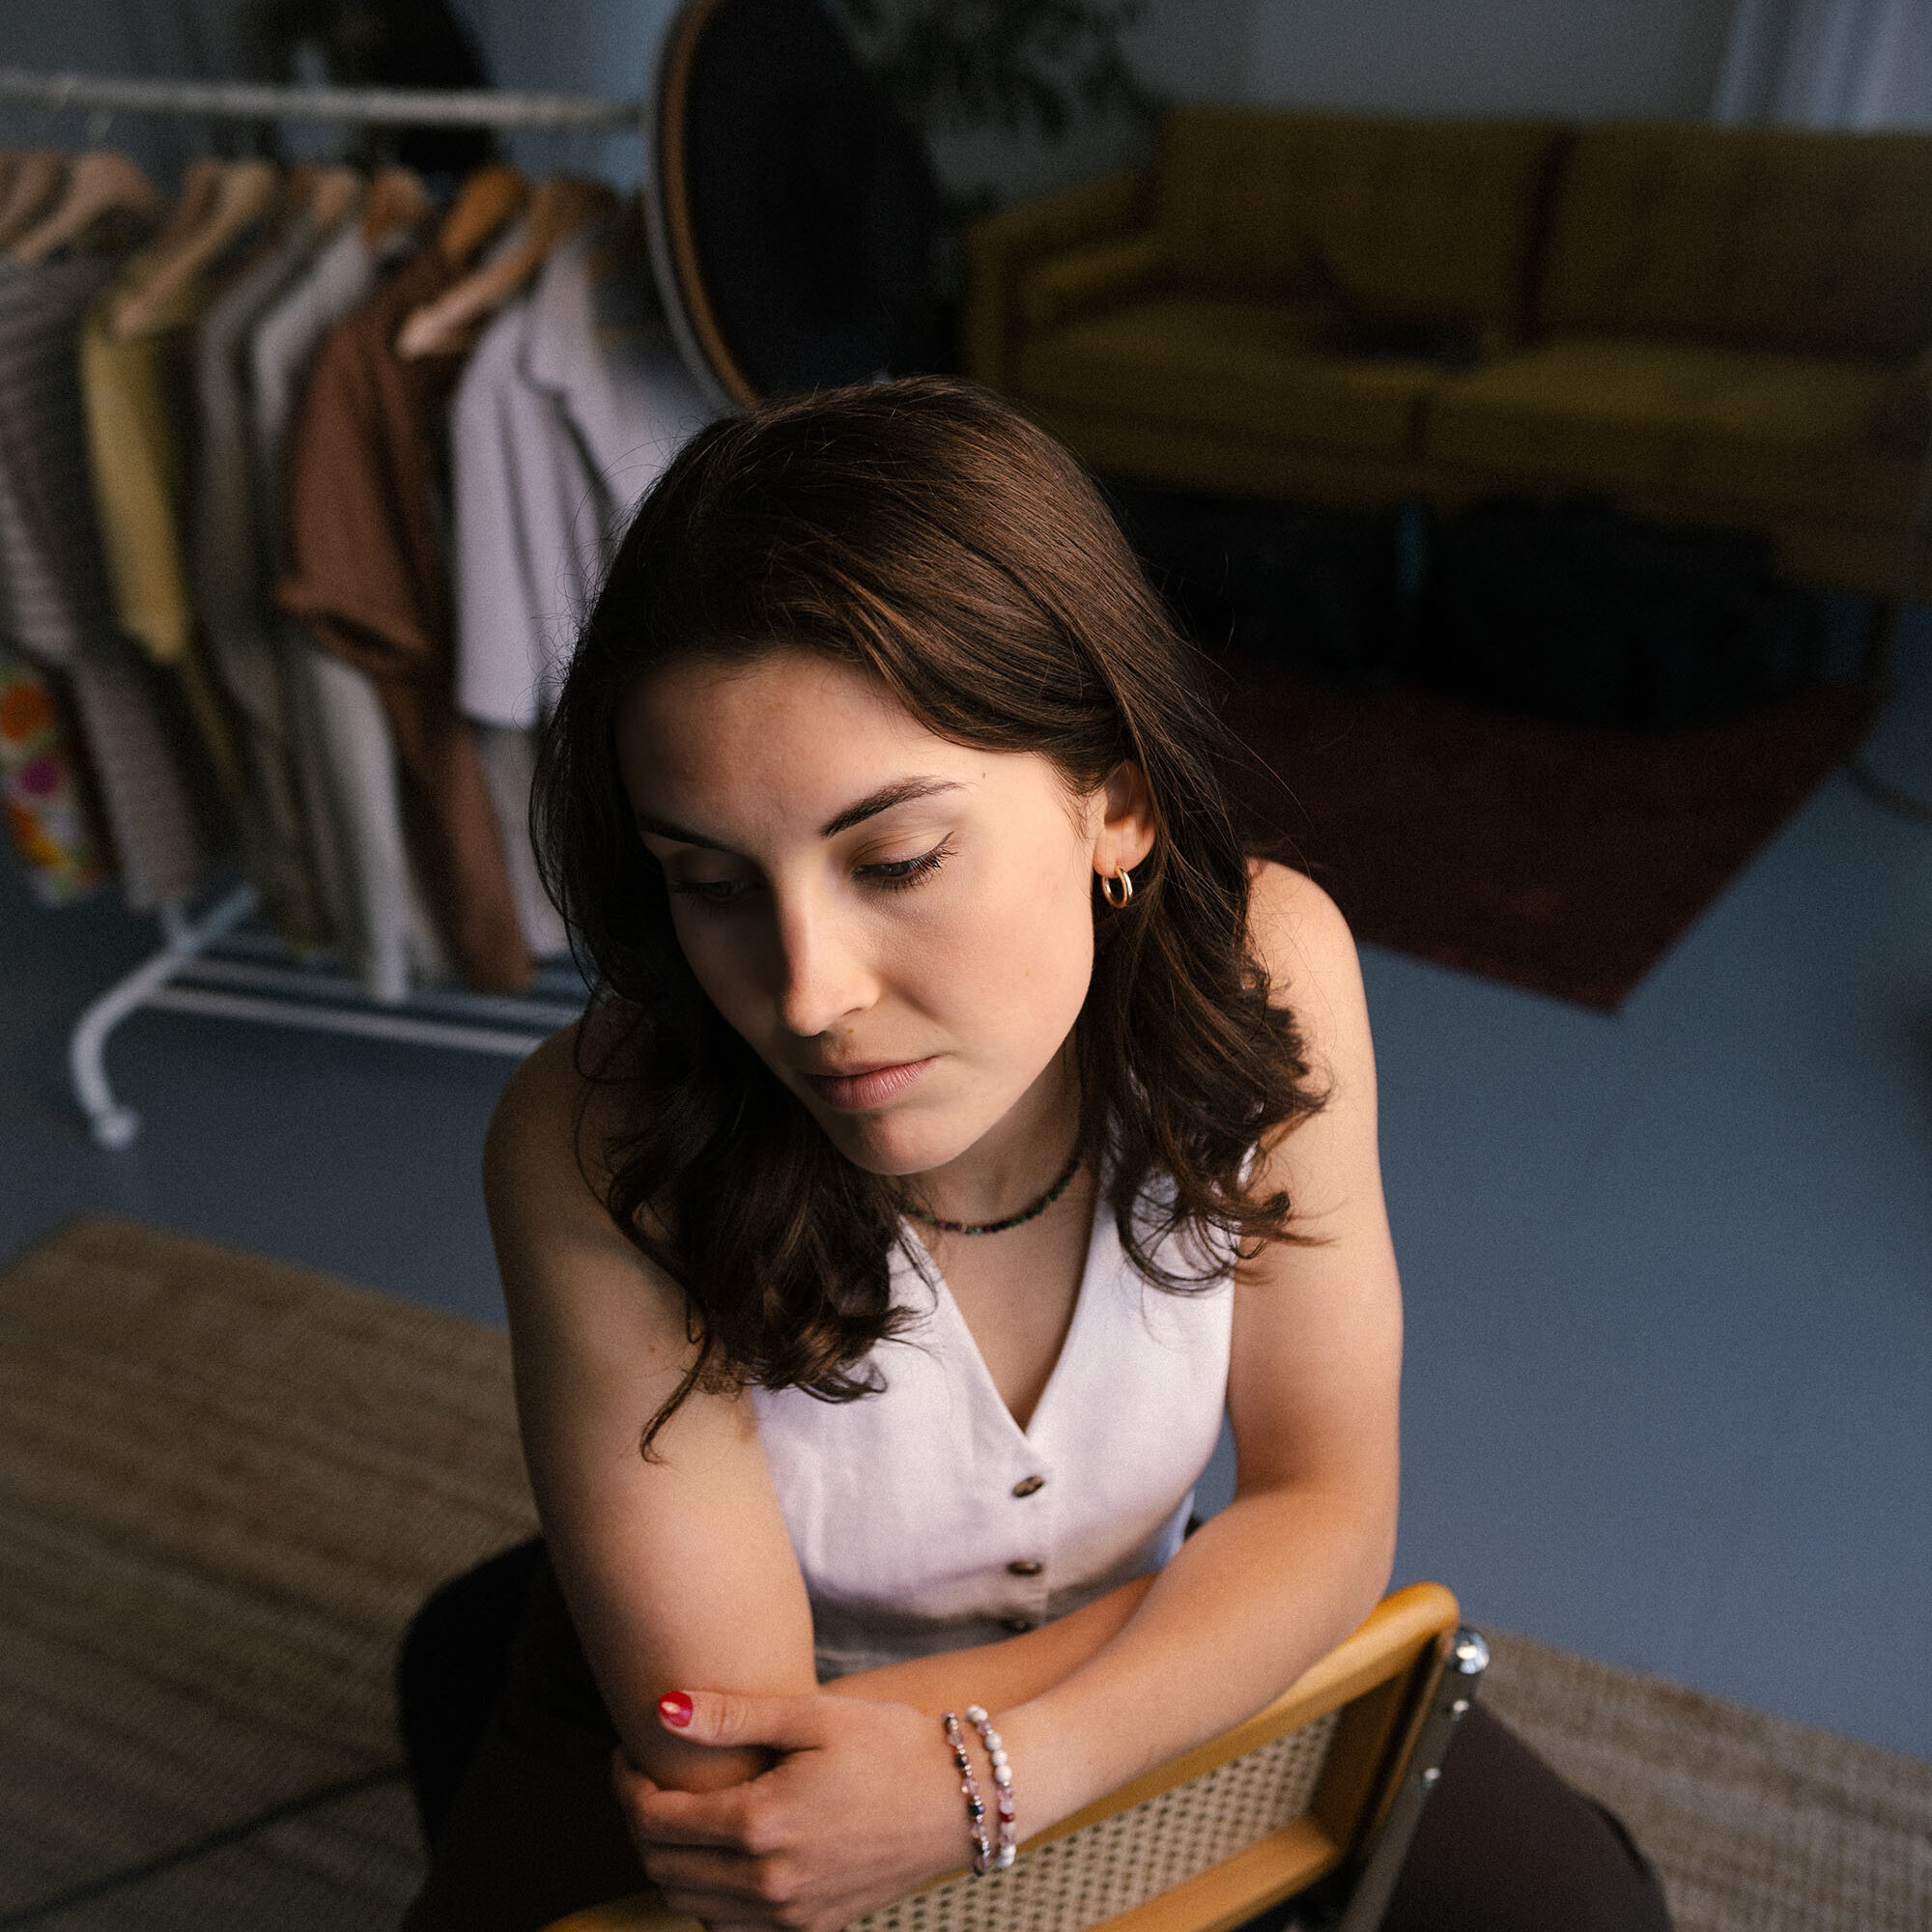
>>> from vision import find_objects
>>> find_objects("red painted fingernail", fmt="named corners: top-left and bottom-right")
top-left (659, 1690), bottom-right (694, 1729)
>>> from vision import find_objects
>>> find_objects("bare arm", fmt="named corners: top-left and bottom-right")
top-left (483, 1026), bottom-right (822, 1793)
top-left (990, 865), bottom-right (1404, 1825)
top-left (822, 1575), bottom-right (1156, 1715)
top-left (825, 874), bottom-right (1399, 1750)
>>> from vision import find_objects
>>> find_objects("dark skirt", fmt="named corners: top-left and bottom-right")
top-left (397, 1542), bottom-right (1670, 1932)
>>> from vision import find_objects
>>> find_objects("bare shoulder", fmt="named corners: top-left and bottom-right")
top-left (484, 1023), bottom-right (580, 1173)
top-left (484, 1008), bottom-right (628, 1201)
top-left (1227, 864), bottom-right (1400, 1551)
top-left (482, 1012), bottom-right (687, 1350)
top-left (1243, 859), bottom-right (1365, 1033)
top-left (483, 1000), bottom-right (663, 1242)
top-left (482, 1024), bottom-right (821, 1765)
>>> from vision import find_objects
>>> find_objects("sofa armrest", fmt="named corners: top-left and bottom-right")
top-left (963, 165), bottom-right (1153, 390)
top-left (1870, 345), bottom-right (1932, 454)
top-left (1019, 229), bottom-right (1170, 332)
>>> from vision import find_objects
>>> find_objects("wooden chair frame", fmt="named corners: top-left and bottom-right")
top-left (548, 1582), bottom-right (1487, 1932)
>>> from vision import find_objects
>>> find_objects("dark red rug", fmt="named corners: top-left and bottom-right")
top-left (1213, 666), bottom-right (1875, 1010)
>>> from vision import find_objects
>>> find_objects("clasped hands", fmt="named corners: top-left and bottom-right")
top-left (613, 1688), bottom-right (977, 1932)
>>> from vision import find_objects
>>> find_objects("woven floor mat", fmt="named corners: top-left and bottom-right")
top-left (1481, 1632), bottom-right (1932, 1932)
top-left (0, 1214), bottom-right (536, 1925)
top-left (11, 1778), bottom-right (422, 1932)
top-left (3, 1214), bottom-right (1926, 1931)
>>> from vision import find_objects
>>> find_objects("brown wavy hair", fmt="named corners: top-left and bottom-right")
top-left (532, 377), bottom-right (1322, 1452)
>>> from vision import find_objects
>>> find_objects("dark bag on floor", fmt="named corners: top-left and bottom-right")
top-left (1107, 484), bottom-right (1413, 686)
top-left (1420, 499), bottom-right (1816, 729)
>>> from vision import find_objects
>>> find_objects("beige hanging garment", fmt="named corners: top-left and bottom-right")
top-left (74, 159), bottom-right (288, 830)
top-left (188, 167), bottom-right (360, 947)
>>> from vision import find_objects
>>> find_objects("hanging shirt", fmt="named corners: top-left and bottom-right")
top-left (277, 242), bottom-right (532, 995)
top-left (450, 219), bottom-right (713, 732)
top-left (192, 211), bottom-right (332, 947)
top-left (449, 289), bottom-right (581, 733)
top-left (0, 253), bottom-right (208, 910)
top-left (522, 219), bottom-right (712, 534)
top-left (77, 276), bottom-right (248, 823)
top-left (474, 721), bottom-right (568, 961)
top-left (752, 1176), bottom-right (1236, 1682)
top-left (248, 214), bottom-right (448, 1003)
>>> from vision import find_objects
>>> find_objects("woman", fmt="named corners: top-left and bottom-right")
top-left (402, 379), bottom-right (1668, 1932)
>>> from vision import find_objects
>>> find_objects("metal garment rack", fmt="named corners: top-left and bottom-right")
top-left (7, 67), bottom-right (642, 1145)
top-left (0, 69), bottom-right (639, 131)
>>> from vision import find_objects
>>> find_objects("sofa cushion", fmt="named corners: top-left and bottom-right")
top-left (1539, 123), bottom-right (1932, 359)
top-left (1152, 105), bottom-right (1563, 334)
top-left (1020, 230), bottom-right (1171, 331)
top-left (1868, 346), bottom-right (1932, 453)
top-left (1428, 338), bottom-right (1919, 526)
top-left (1018, 295), bottom-right (1445, 455)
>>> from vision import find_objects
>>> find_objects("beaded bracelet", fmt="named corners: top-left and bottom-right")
top-left (964, 1703), bottom-right (1017, 1871)
top-left (941, 1711), bottom-right (994, 1875)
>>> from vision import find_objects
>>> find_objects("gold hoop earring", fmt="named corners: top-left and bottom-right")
top-left (1101, 867), bottom-right (1134, 910)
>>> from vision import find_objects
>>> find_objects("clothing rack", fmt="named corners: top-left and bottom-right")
top-left (0, 69), bottom-right (639, 132)
top-left (8, 64), bottom-right (639, 1146)
top-left (71, 883), bottom-right (591, 1150)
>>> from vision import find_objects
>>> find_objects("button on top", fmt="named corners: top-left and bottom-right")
top-left (1007, 1558), bottom-right (1043, 1577)
top-left (1011, 1474), bottom-right (1045, 1497)
top-left (1001, 1614), bottom-right (1039, 1634)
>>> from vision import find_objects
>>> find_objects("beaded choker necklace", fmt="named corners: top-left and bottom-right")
top-left (904, 1149), bottom-right (1082, 1236)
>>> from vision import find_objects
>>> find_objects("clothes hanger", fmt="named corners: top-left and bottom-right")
top-left (9, 151), bottom-right (162, 266)
top-left (208, 160), bottom-right (312, 279)
top-left (278, 160), bottom-right (322, 217)
top-left (0, 151), bottom-right (71, 251)
top-left (586, 191), bottom-right (646, 292)
top-left (109, 157), bottom-right (279, 336)
top-left (234, 163), bottom-right (356, 256)
top-left (359, 165), bottom-right (434, 252)
top-left (191, 161), bottom-right (351, 287)
top-left (433, 161), bottom-right (529, 270)
top-left (395, 174), bottom-right (614, 359)
top-left (104, 157), bottom-right (270, 327)
top-left (99, 155), bottom-right (224, 284)
top-left (300, 163), bottom-right (363, 239)
top-left (256, 162), bottom-right (355, 249)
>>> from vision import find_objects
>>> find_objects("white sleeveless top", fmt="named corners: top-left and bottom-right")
top-left (751, 1177), bottom-right (1236, 1681)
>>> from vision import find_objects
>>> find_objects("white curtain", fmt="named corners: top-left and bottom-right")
top-left (1714, 0), bottom-right (1932, 127)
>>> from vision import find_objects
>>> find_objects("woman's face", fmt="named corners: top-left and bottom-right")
top-left (615, 649), bottom-right (1149, 1180)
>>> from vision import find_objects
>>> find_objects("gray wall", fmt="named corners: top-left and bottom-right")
top-left (445, 0), bottom-right (674, 187)
top-left (0, 1), bottom-right (244, 188)
top-left (905, 0), bottom-right (1249, 207)
top-left (1247, 0), bottom-right (1740, 121)
top-left (448, 0), bottom-right (1252, 205)
top-left (3, 0), bottom-right (1757, 207)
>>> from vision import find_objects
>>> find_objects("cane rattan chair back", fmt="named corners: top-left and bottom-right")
top-left (549, 1581), bottom-right (1485, 1932)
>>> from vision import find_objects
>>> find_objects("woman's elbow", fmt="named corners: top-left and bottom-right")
top-left (1299, 1478), bottom-right (1402, 1656)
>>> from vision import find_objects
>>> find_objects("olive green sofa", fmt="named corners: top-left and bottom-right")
top-left (965, 105), bottom-right (1932, 596)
